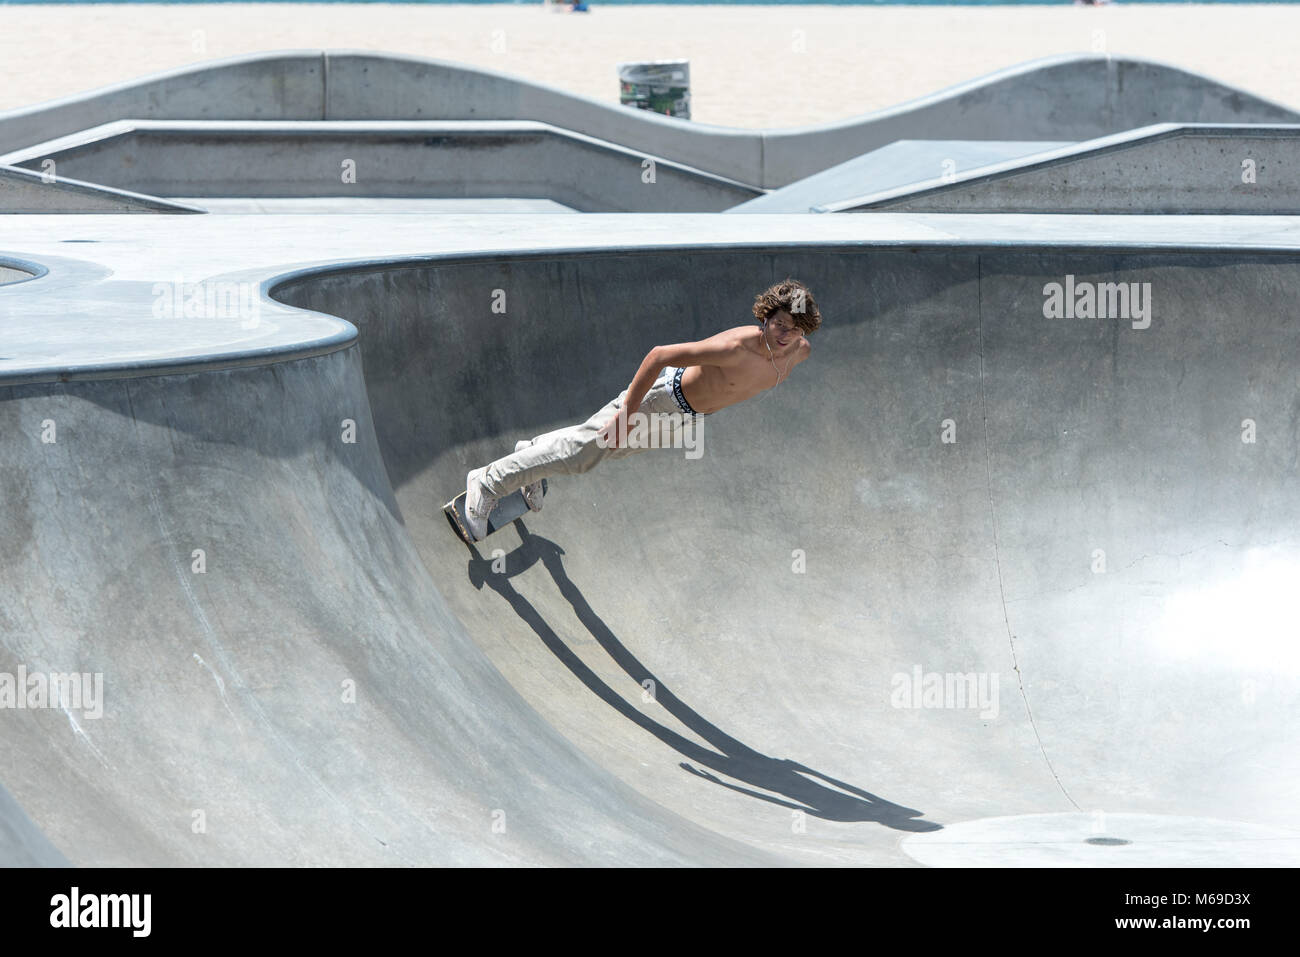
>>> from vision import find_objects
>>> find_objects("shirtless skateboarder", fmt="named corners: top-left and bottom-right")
top-left (462, 278), bottom-right (821, 541)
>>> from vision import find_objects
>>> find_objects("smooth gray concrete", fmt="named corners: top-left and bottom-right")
top-left (828, 125), bottom-right (1300, 214)
top-left (2, 51), bottom-right (1297, 189)
top-left (2, 215), bottom-right (1299, 865)
top-left (0, 121), bottom-right (759, 212)
top-left (728, 140), bottom-right (1073, 213)
top-left (0, 245), bottom-right (354, 386)
top-left (1, 163), bottom-right (200, 214)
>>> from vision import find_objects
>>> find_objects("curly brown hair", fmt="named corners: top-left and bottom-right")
top-left (751, 278), bottom-right (821, 335)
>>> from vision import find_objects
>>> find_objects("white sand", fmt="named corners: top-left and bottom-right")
top-left (1, 4), bottom-right (1298, 128)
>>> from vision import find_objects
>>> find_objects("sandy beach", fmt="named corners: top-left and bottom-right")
top-left (1, 4), bottom-right (1297, 129)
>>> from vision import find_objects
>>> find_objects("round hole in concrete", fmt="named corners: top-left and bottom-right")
top-left (901, 813), bottom-right (1300, 866)
top-left (0, 258), bottom-right (46, 287)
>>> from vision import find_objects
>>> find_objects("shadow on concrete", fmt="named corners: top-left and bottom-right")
top-left (465, 521), bottom-right (942, 832)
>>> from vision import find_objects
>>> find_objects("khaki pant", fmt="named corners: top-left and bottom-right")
top-left (479, 367), bottom-right (703, 498)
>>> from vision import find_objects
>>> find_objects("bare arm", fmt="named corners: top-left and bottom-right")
top-left (621, 330), bottom-right (745, 413)
top-left (597, 329), bottom-right (747, 449)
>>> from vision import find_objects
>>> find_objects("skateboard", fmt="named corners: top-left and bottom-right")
top-left (443, 480), bottom-right (547, 544)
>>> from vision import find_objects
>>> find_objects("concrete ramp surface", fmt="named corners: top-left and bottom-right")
top-left (824, 125), bottom-right (1300, 214)
top-left (3, 219), bottom-right (1297, 866)
top-left (0, 163), bottom-right (199, 214)
top-left (728, 140), bottom-right (1073, 213)
top-left (270, 246), bottom-right (1300, 866)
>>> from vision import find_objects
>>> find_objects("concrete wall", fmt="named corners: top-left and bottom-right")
top-left (2, 51), bottom-right (1297, 189)
top-left (1, 121), bottom-right (759, 212)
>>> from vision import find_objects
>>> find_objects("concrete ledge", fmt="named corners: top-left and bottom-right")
top-left (0, 120), bottom-right (760, 212)
top-left (4, 213), bottom-right (1300, 385)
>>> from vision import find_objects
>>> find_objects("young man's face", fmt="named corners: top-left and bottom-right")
top-left (765, 310), bottom-right (801, 347)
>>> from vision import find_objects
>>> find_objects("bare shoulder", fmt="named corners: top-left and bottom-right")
top-left (689, 325), bottom-right (749, 348)
top-left (794, 337), bottom-right (812, 364)
top-left (657, 326), bottom-right (748, 368)
top-left (720, 325), bottom-right (759, 347)
top-left (694, 325), bottom-right (753, 361)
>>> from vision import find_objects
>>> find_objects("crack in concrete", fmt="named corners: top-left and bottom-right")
top-left (975, 255), bottom-right (1080, 812)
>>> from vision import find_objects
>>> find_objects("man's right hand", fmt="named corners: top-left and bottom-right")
top-left (598, 403), bottom-right (634, 449)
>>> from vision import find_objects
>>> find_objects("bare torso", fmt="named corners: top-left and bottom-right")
top-left (678, 326), bottom-right (810, 414)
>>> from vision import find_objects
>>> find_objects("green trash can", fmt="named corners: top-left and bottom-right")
top-left (618, 60), bottom-right (690, 120)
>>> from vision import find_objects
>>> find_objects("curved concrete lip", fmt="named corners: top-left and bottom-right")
top-left (0, 245), bottom-right (356, 386)
top-left (0, 254), bottom-right (47, 286)
top-left (5, 213), bottom-right (1300, 388)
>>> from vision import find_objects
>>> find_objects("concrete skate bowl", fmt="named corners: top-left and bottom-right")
top-left (269, 245), bottom-right (1300, 866)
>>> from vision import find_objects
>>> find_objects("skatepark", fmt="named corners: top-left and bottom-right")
top-left (2, 51), bottom-right (1298, 867)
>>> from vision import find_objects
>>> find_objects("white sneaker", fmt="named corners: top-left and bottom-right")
top-left (515, 440), bottom-right (544, 512)
top-left (464, 467), bottom-right (498, 541)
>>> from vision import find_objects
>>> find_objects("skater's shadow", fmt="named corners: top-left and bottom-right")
top-left (464, 522), bottom-right (941, 832)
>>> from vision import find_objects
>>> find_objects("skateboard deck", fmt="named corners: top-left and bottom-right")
top-left (444, 480), bottom-right (547, 544)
